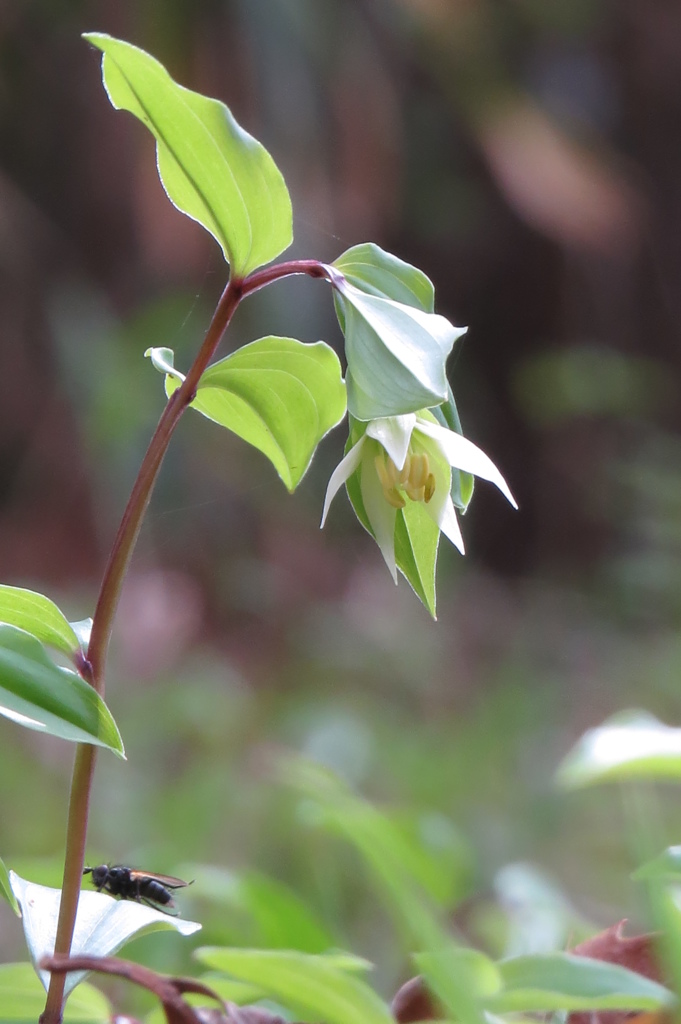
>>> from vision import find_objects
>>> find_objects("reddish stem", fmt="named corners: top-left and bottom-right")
top-left (40, 256), bottom-right (333, 1023)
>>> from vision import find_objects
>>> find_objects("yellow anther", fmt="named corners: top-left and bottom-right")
top-left (396, 454), bottom-right (411, 486)
top-left (404, 483), bottom-right (426, 502)
top-left (374, 454), bottom-right (392, 490)
top-left (409, 452), bottom-right (430, 490)
top-left (424, 473), bottom-right (436, 503)
top-left (385, 487), bottom-right (406, 509)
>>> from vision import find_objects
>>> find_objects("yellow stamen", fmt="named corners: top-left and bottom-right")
top-left (385, 487), bottom-right (406, 509)
top-left (424, 473), bottom-right (436, 503)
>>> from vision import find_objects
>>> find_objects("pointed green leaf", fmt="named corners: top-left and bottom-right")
top-left (334, 279), bottom-right (464, 421)
top-left (556, 711), bottom-right (681, 788)
top-left (195, 948), bottom-right (393, 1024)
top-left (0, 625), bottom-right (124, 755)
top-left (333, 243), bottom-right (435, 313)
top-left (0, 586), bottom-right (80, 659)
top-left (84, 33), bottom-right (292, 276)
top-left (491, 952), bottom-right (674, 1013)
top-left (0, 963), bottom-right (111, 1022)
top-left (0, 855), bottom-right (19, 915)
top-left (10, 872), bottom-right (201, 997)
top-left (161, 337), bottom-right (346, 492)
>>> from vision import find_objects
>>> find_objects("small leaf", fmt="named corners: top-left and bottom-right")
top-left (69, 618), bottom-right (93, 653)
top-left (556, 711), bottom-right (681, 788)
top-left (84, 34), bottom-right (292, 276)
top-left (333, 243), bottom-right (435, 313)
top-left (0, 586), bottom-right (80, 659)
top-left (491, 953), bottom-right (674, 1013)
top-left (0, 962), bottom-right (111, 1022)
top-left (0, 855), bottom-right (19, 915)
top-left (10, 872), bottom-right (201, 997)
top-left (195, 947), bottom-right (394, 1024)
top-left (335, 280), bottom-right (465, 421)
top-left (0, 625), bottom-right (124, 755)
top-left (164, 337), bottom-right (346, 492)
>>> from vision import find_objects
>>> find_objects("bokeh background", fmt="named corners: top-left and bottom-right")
top-left (1, 0), bottom-right (681, 1014)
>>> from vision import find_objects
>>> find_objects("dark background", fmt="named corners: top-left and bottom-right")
top-left (1, 0), bottom-right (681, 1011)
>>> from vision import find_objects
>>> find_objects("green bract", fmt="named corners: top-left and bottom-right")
top-left (84, 33), bottom-right (293, 276)
top-left (0, 625), bottom-right (124, 755)
top-left (147, 337), bottom-right (346, 492)
top-left (333, 242), bottom-right (435, 311)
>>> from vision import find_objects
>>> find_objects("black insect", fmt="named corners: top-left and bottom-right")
top-left (83, 864), bottom-right (192, 915)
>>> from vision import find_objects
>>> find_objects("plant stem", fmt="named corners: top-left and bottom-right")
top-left (42, 274), bottom-right (244, 1023)
top-left (40, 255), bottom-right (331, 1023)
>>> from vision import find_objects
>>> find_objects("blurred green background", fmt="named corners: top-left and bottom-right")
top-left (2, 0), bottom-right (681, 1014)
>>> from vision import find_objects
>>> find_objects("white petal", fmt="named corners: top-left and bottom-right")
top-left (321, 436), bottom-right (366, 527)
top-left (360, 452), bottom-right (398, 583)
top-left (431, 494), bottom-right (466, 554)
top-left (366, 415), bottom-right (416, 470)
top-left (416, 419), bottom-right (517, 508)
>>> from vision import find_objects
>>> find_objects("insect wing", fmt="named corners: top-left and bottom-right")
top-left (127, 870), bottom-right (192, 890)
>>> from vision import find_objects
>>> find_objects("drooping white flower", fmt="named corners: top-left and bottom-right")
top-left (321, 412), bottom-right (517, 582)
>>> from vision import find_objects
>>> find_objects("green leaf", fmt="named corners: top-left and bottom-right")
top-left (556, 711), bottom-right (681, 788)
top-left (155, 337), bottom-right (346, 492)
top-left (178, 863), bottom-right (335, 952)
top-left (334, 279), bottom-right (465, 421)
top-left (491, 952), bottom-right (675, 1013)
top-left (283, 759), bottom-right (487, 1024)
top-left (10, 872), bottom-right (201, 998)
top-left (635, 846), bottom-right (681, 881)
top-left (0, 856), bottom-right (19, 916)
top-left (0, 625), bottom-right (124, 755)
top-left (194, 948), bottom-right (393, 1024)
top-left (333, 243), bottom-right (435, 313)
top-left (84, 33), bottom-right (292, 276)
top-left (0, 586), bottom-right (80, 659)
top-left (0, 962), bottom-right (111, 1022)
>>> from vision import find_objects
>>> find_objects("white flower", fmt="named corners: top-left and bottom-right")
top-left (321, 412), bottom-right (517, 582)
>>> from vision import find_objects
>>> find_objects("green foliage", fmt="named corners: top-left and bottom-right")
top-left (491, 952), bottom-right (674, 1013)
top-left (84, 34), bottom-right (292, 276)
top-left (0, 587), bottom-right (81, 660)
top-left (0, 963), bottom-right (110, 1023)
top-left (556, 710), bottom-right (681, 787)
top-left (148, 336), bottom-right (346, 492)
top-left (180, 864), bottom-right (335, 952)
top-left (0, 625), bottom-right (123, 754)
top-left (10, 872), bottom-right (200, 997)
top-left (195, 947), bottom-right (394, 1024)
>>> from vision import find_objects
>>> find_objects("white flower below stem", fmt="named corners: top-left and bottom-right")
top-left (321, 413), bottom-right (517, 582)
